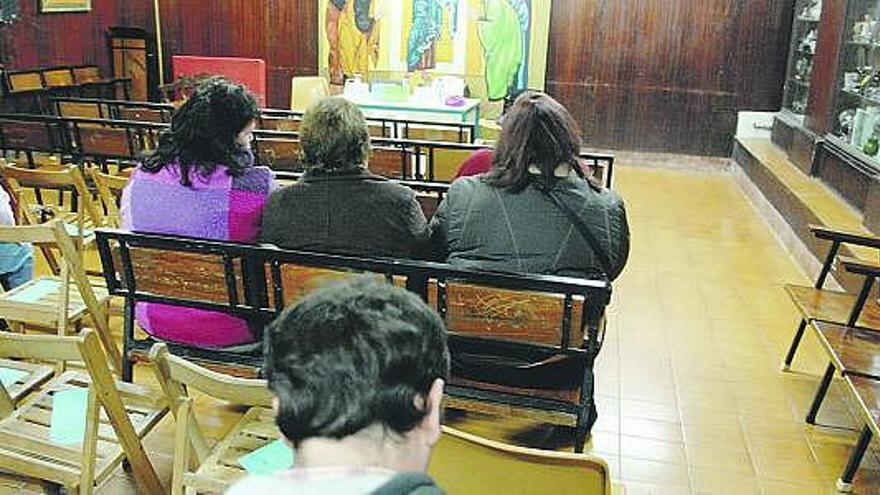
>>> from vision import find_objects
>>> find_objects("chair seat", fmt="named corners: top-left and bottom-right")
top-left (812, 321), bottom-right (880, 379)
top-left (0, 276), bottom-right (110, 328)
top-left (785, 284), bottom-right (880, 330)
top-left (0, 358), bottom-right (53, 403)
top-left (0, 371), bottom-right (166, 488)
top-left (184, 406), bottom-right (278, 493)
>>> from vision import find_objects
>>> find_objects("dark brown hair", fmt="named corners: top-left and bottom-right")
top-left (485, 91), bottom-right (586, 192)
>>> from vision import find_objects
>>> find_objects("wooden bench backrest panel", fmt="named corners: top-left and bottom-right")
top-left (259, 117), bottom-right (299, 132)
top-left (416, 194), bottom-right (440, 221)
top-left (72, 66), bottom-right (102, 84)
top-left (271, 264), bottom-right (363, 308)
top-left (427, 282), bottom-right (585, 348)
top-left (7, 72), bottom-right (43, 92)
top-left (42, 68), bottom-right (75, 88)
top-left (432, 147), bottom-right (475, 182)
top-left (0, 119), bottom-right (57, 151)
top-left (369, 147), bottom-right (408, 178)
top-left (405, 126), bottom-right (467, 143)
top-left (117, 107), bottom-right (169, 123)
top-left (119, 247), bottom-right (245, 306)
top-left (57, 101), bottom-right (105, 119)
top-left (254, 138), bottom-right (302, 171)
top-left (76, 125), bottom-right (133, 158)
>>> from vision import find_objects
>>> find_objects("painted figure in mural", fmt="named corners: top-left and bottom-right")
top-left (407, 0), bottom-right (458, 71)
top-left (478, 0), bottom-right (530, 100)
top-left (326, 0), bottom-right (380, 85)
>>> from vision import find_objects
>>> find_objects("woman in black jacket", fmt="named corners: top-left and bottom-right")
top-left (430, 91), bottom-right (630, 280)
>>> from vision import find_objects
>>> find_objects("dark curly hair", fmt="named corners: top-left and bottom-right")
top-left (142, 77), bottom-right (260, 186)
top-left (264, 278), bottom-right (449, 446)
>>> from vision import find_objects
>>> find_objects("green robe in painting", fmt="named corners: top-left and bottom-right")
top-left (479, 0), bottom-right (529, 100)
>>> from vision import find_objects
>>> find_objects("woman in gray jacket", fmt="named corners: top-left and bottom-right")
top-left (430, 91), bottom-right (629, 280)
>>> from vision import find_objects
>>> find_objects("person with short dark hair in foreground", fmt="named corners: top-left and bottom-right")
top-left (228, 279), bottom-right (450, 494)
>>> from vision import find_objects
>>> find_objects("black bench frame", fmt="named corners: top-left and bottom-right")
top-left (95, 228), bottom-right (611, 450)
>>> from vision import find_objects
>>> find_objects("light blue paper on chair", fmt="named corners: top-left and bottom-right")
top-left (238, 438), bottom-right (295, 475)
top-left (6, 278), bottom-right (57, 303)
top-left (64, 222), bottom-right (94, 239)
top-left (49, 388), bottom-right (89, 445)
top-left (0, 367), bottom-right (27, 387)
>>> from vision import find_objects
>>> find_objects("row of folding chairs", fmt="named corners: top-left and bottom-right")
top-left (3, 65), bottom-right (131, 114)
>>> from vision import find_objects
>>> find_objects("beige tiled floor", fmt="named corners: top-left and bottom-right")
top-left (1, 163), bottom-right (877, 493)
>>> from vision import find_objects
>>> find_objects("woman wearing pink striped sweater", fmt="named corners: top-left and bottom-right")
top-left (121, 78), bottom-right (276, 348)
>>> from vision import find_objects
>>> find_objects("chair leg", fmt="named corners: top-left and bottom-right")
top-left (837, 425), bottom-right (872, 492)
top-left (806, 362), bottom-right (836, 424)
top-left (782, 319), bottom-right (808, 371)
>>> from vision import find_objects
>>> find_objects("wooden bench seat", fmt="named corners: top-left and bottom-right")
top-left (782, 225), bottom-right (880, 370)
top-left (788, 285), bottom-right (880, 332)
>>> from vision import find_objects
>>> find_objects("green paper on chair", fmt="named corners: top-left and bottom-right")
top-left (238, 439), bottom-right (295, 475)
top-left (0, 367), bottom-right (27, 387)
top-left (50, 388), bottom-right (89, 445)
top-left (7, 278), bottom-right (57, 303)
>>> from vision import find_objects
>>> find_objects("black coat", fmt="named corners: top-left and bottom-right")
top-left (260, 168), bottom-right (431, 259)
top-left (430, 175), bottom-right (630, 280)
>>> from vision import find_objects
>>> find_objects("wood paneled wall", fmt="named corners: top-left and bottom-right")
top-left (0, 0), bottom-right (793, 155)
top-left (546, 0), bottom-right (795, 155)
top-left (0, 0), bottom-right (151, 72)
top-left (154, 0), bottom-right (317, 109)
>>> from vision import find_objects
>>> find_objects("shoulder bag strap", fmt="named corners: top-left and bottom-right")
top-left (534, 181), bottom-right (612, 278)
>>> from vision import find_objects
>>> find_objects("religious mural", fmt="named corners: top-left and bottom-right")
top-left (318, 0), bottom-right (551, 105)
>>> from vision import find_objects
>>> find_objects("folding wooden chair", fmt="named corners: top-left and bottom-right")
top-left (0, 220), bottom-right (119, 372)
top-left (0, 160), bottom-right (104, 234)
top-left (90, 168), bottom-right (130, 229)
top-left (428, 426), bottom-right (614, 495)
top-left (781, 225), bottom-right (880, 371)
top-left (0, 329), bottom-right (166, 494)
top-left (150, 343), bottom-right (276, 494)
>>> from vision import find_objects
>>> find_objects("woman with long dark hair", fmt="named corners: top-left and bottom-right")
top-left (430, 91), bottom-right (629, 280)
top-left (121, 77), bottom-right (276, 349)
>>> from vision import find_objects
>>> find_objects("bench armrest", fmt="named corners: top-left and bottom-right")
top-left (840, 256), bottom-right (880, 277)
top-left (810, 224), bottom-right (880, 250)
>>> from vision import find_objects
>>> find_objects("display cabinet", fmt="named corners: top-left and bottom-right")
top-left (829, 0), bottom-right (880, 162)
top-left (782, 0), bottom-right (825, 120)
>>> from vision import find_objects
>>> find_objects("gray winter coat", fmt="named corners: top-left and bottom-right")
top-left (429, 175), bottom-right (629, 280)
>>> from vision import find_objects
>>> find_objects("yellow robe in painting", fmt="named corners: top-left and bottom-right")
top-left (338, 0), bottom-right (380, 77)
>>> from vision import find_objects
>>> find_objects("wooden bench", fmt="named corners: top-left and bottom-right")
top-left (793, 256), bottom-right (880, 491)
top-left (782, 225), bottom-right (880, 371)
top-left (94, 228), bottom-right (611, 451)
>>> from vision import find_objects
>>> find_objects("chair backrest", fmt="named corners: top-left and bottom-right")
top-left (117, 107), bottom-right (170, 123)
top-left (90, 169), bottom-right (129, 228)
top-left (0, 161), bottom-right (104, 228)
top-left (369, 146), bottom-right (410, 178)
top-left (0, 220), bottom-right (120, 371)
top-left (56, 101), bottom-right (106, 119)
top-left (259, 116), bottom-right (300, 132)
top-left (0, 116), bottom-right (64, 154)
top-left (0, 329), bottom-right (164, 494)
top-left (71, 66), bottom-right (102, 84)
top-left (253, 136), bottom-right (303, 172)
top-left (6, 70), bottom-right (44, 93)
top-left (71, 122), bottom-right (136, 162)
top-left (290, 76), bottom-right (330, 112)
top-left (428, 426), bottom-right (610, 495)
top-left (431, 146), bottom-right (476, 182)
top-left (42, 67), bottom-right (75, 88)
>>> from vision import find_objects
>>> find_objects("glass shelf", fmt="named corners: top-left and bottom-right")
top-left (782, 0), bottom-right (824, 117)
top-left (831, 0), bottom-right (880, 162)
